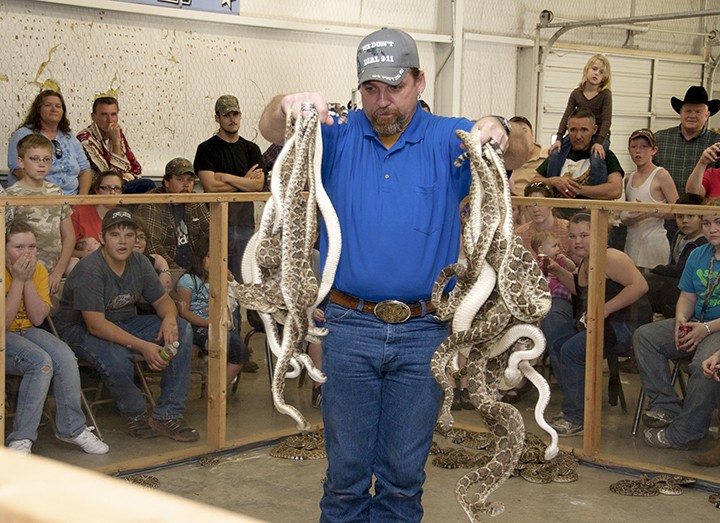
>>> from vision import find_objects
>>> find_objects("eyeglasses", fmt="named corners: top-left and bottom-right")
top-left (97, 185), bottom-right (122, 193)
top-left (51, 139), bottom-right (63, 159)
top-left (27, 156), bottom-right (52, 164)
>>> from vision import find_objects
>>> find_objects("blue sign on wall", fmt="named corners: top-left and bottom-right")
top-left (115, 0), bottom-right (239, 15)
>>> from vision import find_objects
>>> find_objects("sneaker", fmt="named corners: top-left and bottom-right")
top-left (57, 426), bottom-right (109, 455)
top-left (644, 427), bottom-right (672, 449)
top-left (642, 410), bottom-right (674, 429)
top-left (550, 411), bottom-right (565, 423)
top-left (148, 417), bottom-right (200, 442)
top-left (550, 417), bottom-right (584, 437)
top-left (244, 360), bottom-right (259, 373)
top-left (128, 416), bottom-right (159, 439)
top-left (8, 439), bottom-right (32, 455)
top-left (459, 388), bottom-right (475, 410)
top-left (311, 385), bottom-right (322, 409)
top-left (451, 388), bottom-right (463, 411)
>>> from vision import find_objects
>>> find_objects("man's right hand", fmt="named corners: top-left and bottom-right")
top-left (107, 122), bottom-right (123, 145)
top-left (280, 93), bottom-right (334, 127)
top-left (141, 342), bottom-right (170, 372)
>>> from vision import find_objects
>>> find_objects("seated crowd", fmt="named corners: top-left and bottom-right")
top-left (2, 92), bottom-right (266, 456)
top-left (508, 85), bottom-right (720, 467)
top-left (2, 85), bottom-right (720, 471)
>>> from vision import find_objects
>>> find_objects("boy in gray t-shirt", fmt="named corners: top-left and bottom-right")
top-left (56, 207), bottom-right (199, 442)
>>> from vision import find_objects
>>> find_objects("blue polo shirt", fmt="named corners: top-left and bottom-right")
top-left (319, 104), bottom-right (473, 302)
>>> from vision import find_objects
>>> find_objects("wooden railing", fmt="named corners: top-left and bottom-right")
top-left (0, 192), bottom-right (716, 482)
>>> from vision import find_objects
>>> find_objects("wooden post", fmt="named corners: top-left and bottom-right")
top-left (0, 205), bottom-right (5, 439)
top-left (207, 201), bottom-right (229, 448)
top-left (582, 208), bottom-right (609, 455)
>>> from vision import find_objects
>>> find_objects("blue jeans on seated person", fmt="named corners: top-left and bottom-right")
top-left (6, 328), bottom-right (87, 443)
top-left (63, 315), bottom-right (193, 421)
top-left (634, 317), bottom-right (720, 448)
top-left (547, 319), bottom-right (634, 426)
top-left (319, 301), bottom-right (448, 523)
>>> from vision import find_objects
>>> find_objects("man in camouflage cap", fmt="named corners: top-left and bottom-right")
top-left (134, 157), bottom-right (210, 269)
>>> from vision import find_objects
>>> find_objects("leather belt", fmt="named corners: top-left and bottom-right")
top-left (329, 289), bottom-right (438, 324)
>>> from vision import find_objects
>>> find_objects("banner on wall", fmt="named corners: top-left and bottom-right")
top-left (114, 0), bottom-right (239, 15)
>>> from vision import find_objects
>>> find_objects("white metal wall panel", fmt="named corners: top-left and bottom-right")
top-left (461, 41), bottom-right (517, 120)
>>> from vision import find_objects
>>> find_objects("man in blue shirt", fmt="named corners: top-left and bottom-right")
top-left (259, 28), bottom-right (527, 522)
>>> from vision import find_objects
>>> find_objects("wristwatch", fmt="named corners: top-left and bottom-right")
top-left (492, 115), bottom-right (511, 135)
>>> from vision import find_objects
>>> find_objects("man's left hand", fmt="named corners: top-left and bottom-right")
top-left (471, 117), bottom-right (510, 151)
top-left (157, 316), bottom-right (179, 347)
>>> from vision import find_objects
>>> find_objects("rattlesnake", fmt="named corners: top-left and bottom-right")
top-left (710, 493), bottom-right (720, 508)
top-left (198, 456), bottom-right (221, 467)
top-left (609, 474), bottom-right (696, 496)
top-left (431, 130), bottom-right (555, 522)
top-left (238, 106), bottom-right (343, 431)
top-left (270, 428), bottom-right (326, 460)
top-left (124, 474), bottom-right (160, 489)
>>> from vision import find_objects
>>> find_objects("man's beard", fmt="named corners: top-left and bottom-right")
top-left (220, 122), bottom-right (239, 135)
top-left (369, 110), bottom-right (407, 136)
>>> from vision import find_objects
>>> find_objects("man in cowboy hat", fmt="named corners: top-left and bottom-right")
top-left (655, 85), bottom-right (720, 194)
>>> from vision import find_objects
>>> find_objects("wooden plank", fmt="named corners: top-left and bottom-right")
top-left (0, 206), bottom-right (5, 440)
top-left (0, 447), bottom-right (263, 523)
top-left (583, 209), bottom-right (609, 456)
top-left (207, 202), bottom-right (230, 449)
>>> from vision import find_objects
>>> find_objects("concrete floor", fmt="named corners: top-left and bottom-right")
top-left (8, 333), bottom-right (720, 522)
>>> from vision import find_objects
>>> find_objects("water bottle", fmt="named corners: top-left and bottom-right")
top-left (160, 340), bottom-right (179, 361)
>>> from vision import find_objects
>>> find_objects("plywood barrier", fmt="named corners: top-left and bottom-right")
top-left (0, 447), bottom-right (264, 523)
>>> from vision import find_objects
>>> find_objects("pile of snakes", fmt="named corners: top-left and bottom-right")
top-left (430, 130), bottom-right (557, 523)
top-left (431, 428), bottom-right (578, 484)
top-left (238, 105), bottom-right (342, 432)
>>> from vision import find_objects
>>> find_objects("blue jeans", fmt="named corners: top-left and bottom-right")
top-left (319, 301), bottom-right (448, 523)
top-left (634, 318), bottom-right (720, 448)
top-left (6, 328), bottom-right (86, 443)
top-left (548, 319), bottom-right (635, 425)
top-left (541, 297), bottom-right (573, 344)
top-left (63, 315), bottom-right (193, 420)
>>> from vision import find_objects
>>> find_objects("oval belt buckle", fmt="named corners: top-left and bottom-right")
top-left (374, 300), bottom-right (411, 323)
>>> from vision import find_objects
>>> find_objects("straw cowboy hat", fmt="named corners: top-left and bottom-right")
top-left (671, 85), bottom-right (720, 116)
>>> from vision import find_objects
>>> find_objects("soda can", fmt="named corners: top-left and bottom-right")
top-left (538, 254), bottom-right (548, 276)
